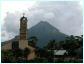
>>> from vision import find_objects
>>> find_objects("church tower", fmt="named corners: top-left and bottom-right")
top-left (19, 14), bottom-right (28, 49)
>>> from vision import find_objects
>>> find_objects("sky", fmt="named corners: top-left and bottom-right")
top-left (1, 0), bottom-right (83, 42)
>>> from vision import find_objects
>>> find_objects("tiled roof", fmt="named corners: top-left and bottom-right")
top-left (54, 50), bottom-right (67, 55)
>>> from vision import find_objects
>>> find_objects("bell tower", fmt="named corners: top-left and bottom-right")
top-left (19, 14), bottom-right (28, 49)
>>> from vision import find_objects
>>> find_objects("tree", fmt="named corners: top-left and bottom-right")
top-left (28, 36), bottom-right (38, 47)
top-left (62, 35), bottom-right (83, 56)
top-left (45, 40), bottom-right (56, 50)
top-left (12, 48), bottom-right (23, 57)
top-left (1, 50), bottom-right (13, 63)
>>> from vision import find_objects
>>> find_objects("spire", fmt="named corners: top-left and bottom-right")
top-left (23, 13), bottom-right (25, 17)
top-left (20, 13), bottom-right (27, 21)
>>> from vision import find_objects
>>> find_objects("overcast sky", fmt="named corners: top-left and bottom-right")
top-left (1, 0), bottom-right (83, 42)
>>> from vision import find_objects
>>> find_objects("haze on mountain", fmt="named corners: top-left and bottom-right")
top-left (10, 21), bottom-right (68, 48)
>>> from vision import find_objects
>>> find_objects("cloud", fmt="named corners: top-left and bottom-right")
top-left (3, 12), bottom-right (20, 34)
top-left (1, 1), bottom-right (83, 42)
top-left (1, 30), bottom-right (14, 41)
top-left (35, 1), bottom-right (83, 35)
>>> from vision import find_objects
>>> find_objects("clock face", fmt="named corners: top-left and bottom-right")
top-left (22, 20), bottom-right (25, 24)
top-left (22, 18), bottom-right (26, 24)
top-left (23, 18), bottom-right (26, 21)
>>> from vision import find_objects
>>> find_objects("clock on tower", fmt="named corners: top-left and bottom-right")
top-left (19, 14), bottom-right (28, 49)
top-left (20, 15), bottom-right (27, 40)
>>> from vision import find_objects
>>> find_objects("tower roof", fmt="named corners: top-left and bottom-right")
top-left (20, 14), bottom-right (27, 21)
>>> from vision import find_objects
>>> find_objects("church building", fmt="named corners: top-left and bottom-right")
top-left (1, 14), bottom-right (36, 60)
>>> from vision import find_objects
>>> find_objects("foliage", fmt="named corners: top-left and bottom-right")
top-left (28, 36), bottom-right (38, 47)
top-left (1, 35), bottom-right (83, 63)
